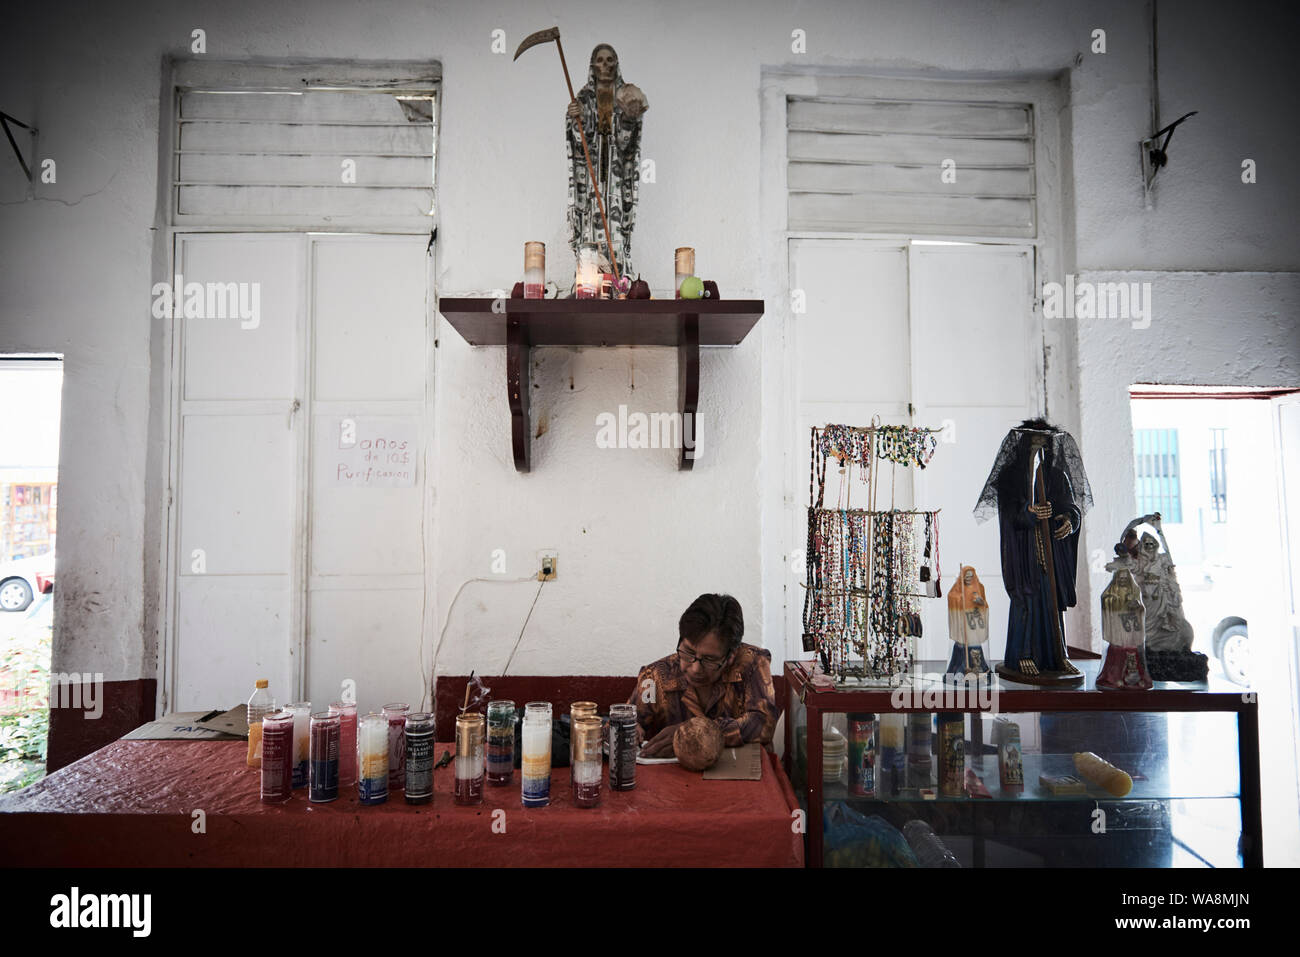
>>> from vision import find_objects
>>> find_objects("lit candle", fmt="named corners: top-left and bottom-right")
top-left (405, 712), bottom-right (435, 805)
top-left (486, 700), bottom-right (516, 786)
top-left (328, 701), bottom-right (357, 787)
top-left (259, 709), bottom-right (294, 804)
top-left (382, 702), bottom-right (409, 793)
top-left (287, 702), bottom-right (312, 789)
top-left (454, 713), bottom-right (486, 806)
top-left (309, 711), bottom-right (340, 803)
top-left (358, 712), bottom-right (389, 805)
top-left (571, 716), bottom-right (603, 808)
top-left (575, 243), bottom-right (600, 299)
top-left (521, 701), bottom-right (552, 807)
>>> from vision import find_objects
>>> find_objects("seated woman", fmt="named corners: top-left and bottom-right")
top-left (631, 593), bottom-right (780, 757)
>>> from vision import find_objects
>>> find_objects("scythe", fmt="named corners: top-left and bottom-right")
top-left (514, 27), bottom-right (621, 282)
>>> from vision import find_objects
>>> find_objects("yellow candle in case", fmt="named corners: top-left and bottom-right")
top-left (1073, 751), bottom-right (1133, 797)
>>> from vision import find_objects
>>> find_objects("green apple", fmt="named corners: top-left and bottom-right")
top-left (679, 276), bottom-right (704, 300)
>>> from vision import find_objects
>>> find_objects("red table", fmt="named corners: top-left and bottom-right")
top-left (0, 740), bottom-right (804, 867)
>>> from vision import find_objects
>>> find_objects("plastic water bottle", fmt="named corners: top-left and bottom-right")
top-left (246, 679), bottom-right (274, 768)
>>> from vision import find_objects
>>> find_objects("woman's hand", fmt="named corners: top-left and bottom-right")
top-left (641, 722), bottom-right (681, 758)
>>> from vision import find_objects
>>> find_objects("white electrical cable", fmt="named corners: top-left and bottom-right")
top-left (424, 575), bottom-right (538, 711)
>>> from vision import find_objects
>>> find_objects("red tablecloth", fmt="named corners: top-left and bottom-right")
top-left (0, 741), bottom-right (804, 867)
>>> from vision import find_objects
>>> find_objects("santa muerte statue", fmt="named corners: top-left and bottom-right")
top-left (1113, 513), bottom-right (1208, 681)
top-left (566, 44), bottom-right (647, 276)
top-left (974, 419), bottom-right (1093, 685)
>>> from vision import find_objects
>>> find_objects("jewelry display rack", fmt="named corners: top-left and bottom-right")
top-left (802, 422), bottom-right (944, 686)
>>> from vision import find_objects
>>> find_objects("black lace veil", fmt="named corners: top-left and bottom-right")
top-left (973, 418), bottom-right (1093, 524)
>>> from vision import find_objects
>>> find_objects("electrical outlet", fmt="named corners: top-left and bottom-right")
top-left (538, 550), bottom-right (558, 581)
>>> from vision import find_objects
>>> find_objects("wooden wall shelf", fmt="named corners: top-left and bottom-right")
top-left (438, 298), bottom-right (764, 472)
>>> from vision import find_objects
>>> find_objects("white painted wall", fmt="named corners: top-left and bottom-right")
top-left (0, 1), bottom-right (1295, 698)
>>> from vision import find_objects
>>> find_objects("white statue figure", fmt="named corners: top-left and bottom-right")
top-left (1097, 559), bottom-right (1153, 690)
top-left (1118, 514), bottom-right (1194, 654)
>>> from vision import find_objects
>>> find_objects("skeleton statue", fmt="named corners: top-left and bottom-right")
top-left (566, 45), bottom-right (646, 276)
top-left (1118, 513), bottom-right (1195, 654)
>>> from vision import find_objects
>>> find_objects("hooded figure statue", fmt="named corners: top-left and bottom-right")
top-left (975, 418), bottom-right (1092, 684)
top-left (566, 44), bottom-right (647, 277)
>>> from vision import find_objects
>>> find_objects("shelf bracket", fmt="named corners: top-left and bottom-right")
top-left (507, 313), bottom-right (531, 472)
top-left (678, 312), bottom-right (700, 471)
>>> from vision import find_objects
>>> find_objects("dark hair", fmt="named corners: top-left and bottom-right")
top-left (679, 594), bottom-right (744, 656)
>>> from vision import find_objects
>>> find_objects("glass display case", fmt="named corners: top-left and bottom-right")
top-left (783, 659), bottom-right (1261, 868)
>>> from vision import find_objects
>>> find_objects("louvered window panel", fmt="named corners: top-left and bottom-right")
top-left (174, 88), bottom-right (435, 225)
top-left (787, 97), bottom-right (1035, 237)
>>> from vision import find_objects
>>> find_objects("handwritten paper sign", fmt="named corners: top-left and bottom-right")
top-left (330, 417), bottom-right (418, 487)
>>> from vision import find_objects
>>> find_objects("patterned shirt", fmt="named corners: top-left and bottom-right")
top-left (629, 643), bottom-right (780, 748)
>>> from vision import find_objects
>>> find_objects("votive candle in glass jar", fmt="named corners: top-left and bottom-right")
top-left (571, 716), bottom-right (604, 808)
top-left (328, 701), bottom-right (357, 787)
top-left (608, 703), bottom-right (638, 791)
top-left (569, 701), bottom-right (597, 765)
top-left (486, 700), bottom-right (516, 786)
top-left (454, 713), bottom-right (486, 806)
top-left (382, 702), bottom-right (409, 792)
top-left (287, 702), bottom-right (312, 789)
top-left (674, 247), bottom-right (695, 298)
top-left (575, 243), bottom-right (600, 299)
top-left (260, 709), bottom-right (294, 804)
top-left (521, 701), bottom-right (553, 807)
top-left (309, 711), bottom-right (340, 803)
top-left (405, 711), bottom-right (435, 805)
top-left (524, 242), bottom-right (545, 299)
top-left (358, 712), bottom-right (389, 805)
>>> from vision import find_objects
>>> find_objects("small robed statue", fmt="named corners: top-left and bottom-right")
top-left (945, 565), bottom-right (992, 681)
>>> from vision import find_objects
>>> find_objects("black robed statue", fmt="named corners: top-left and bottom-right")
top-left (974, 419), bottom-right (1092, 685)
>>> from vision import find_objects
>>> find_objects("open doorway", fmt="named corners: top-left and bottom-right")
top-left (1131, 384), bottom-right (1300, 865)
top-left (0, 356), bottom-right (62, 793)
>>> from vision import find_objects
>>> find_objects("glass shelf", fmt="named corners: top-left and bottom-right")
top-left (817, 751), bottom-right (1240, 804)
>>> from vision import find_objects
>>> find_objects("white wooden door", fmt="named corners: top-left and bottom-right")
top-left (785, 239), bottom-right (1039, 664)
top-left (907, 243), bottom-right (1038, 660)
top-left (170, 234), bottom-right (304, 710)
top-left (305, 235), bottom-right (429, 711)
top-left (787, 240), bottom-right (913, 651)
top-left (167, 233), bottom-right (430, 713)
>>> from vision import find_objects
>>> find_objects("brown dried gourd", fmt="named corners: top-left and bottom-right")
top-left (673, 717), bottom-right (724, 771)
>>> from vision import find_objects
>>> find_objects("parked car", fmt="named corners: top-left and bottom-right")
top-left (1180, 562), bottom-right (1248, 686)
top-left (1209, 617), bottom-right (1249, 687)
top-left (0, 552), bottom-right (55, 612)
